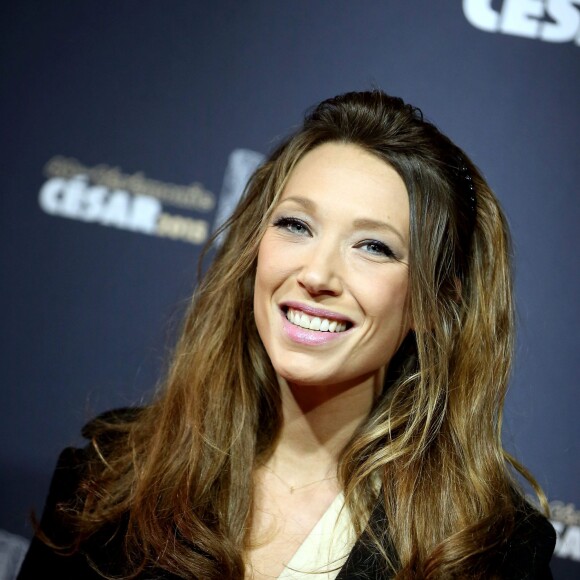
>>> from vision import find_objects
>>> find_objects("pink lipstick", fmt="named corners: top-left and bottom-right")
top-left (280, 301), bottom-right (354, 324)
top-left (279, 303), bottom-right (354, 346)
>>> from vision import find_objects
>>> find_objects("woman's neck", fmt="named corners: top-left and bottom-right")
top-left (267, 375), bottom-right (378, 480)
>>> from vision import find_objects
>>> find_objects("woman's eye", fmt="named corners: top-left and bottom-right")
top-left (358, 240), bottom-right (395, 259)
top-left (273, 217), bottom-right (310, 236)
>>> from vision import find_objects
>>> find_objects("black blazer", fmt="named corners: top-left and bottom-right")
top-left (17, 420), bottom-right (556, 579)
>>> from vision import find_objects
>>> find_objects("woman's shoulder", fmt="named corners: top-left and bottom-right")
top-left (16, 407), bottom-right (146, 579)
top-left (338, 495), bottom-right (556, 580)
top-left (38, 406), bottom-right (144, 519)
top-left (42, 406), bottom-right (144, 495)
top-left (500, 498), bottom-right (557, 579)
top-left (74, 405), bottom-right (145, 464)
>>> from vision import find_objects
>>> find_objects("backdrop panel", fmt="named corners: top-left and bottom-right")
top-left (1, 1), bottom-right (578, 576)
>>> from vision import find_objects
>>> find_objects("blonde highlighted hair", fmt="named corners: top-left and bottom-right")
top-left (57, 90), bottom-right (547, 579)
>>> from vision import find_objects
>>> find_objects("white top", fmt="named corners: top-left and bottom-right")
top-left (277, 492), bottom-right (356, 580)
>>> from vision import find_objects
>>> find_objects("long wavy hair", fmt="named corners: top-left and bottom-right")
top-left (56, 90), bottom-right (547, 579)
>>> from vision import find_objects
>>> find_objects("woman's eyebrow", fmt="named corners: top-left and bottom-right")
top-left (351, 217), bottom-right (406, 244)
top-left (277, 196), bottom-right (316, 211)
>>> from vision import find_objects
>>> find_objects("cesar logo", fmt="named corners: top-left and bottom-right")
top-left (463, 0), bottom-right (580, 44)
top-left (38, 158), bottom-right (213, 245)
top-left (40, 175), bottom-right (161, 234)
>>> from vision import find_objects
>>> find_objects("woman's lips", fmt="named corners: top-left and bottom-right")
top-left (279, 303), bottom-right (354, 346)
top-left (285, 307), bottom-right (348, 332)
top-left (280, 301), bottom-right (354, 325)
top-left (281, 315), bottom-right (349, 345)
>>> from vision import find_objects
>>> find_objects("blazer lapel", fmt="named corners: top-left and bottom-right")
top-left (335, 500), bottom-right (395, 580)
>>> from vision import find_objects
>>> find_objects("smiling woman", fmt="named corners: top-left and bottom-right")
top-left (254, 143), bottom-right (411, 392)
top-left (17, 91), bottom-right (556, 579)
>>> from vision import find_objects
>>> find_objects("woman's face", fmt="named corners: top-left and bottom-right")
top-left (254, 142), bottom-right (411, 392)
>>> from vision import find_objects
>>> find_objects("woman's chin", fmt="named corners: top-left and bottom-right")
top-left (277, 371), bottom-right (327, 389)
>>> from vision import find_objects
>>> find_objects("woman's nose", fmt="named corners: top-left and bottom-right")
top-left (296, 244), bottom-right (343, 297)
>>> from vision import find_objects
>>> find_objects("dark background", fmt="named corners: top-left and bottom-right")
top-left (1, 1), bottom-right (578, 576)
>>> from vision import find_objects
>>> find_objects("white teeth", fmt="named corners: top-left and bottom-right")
top-left (285, 308), bottom-right (348, 333)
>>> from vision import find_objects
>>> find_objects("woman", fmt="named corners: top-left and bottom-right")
top-left (18, 90), bottom-right (556, 579)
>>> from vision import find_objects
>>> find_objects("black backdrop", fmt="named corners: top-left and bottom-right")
top-left (1, 1), bottom-right (579, 577)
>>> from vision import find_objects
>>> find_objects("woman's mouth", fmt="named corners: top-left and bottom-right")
top-left (285, 307), bottom-right (351, 333)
